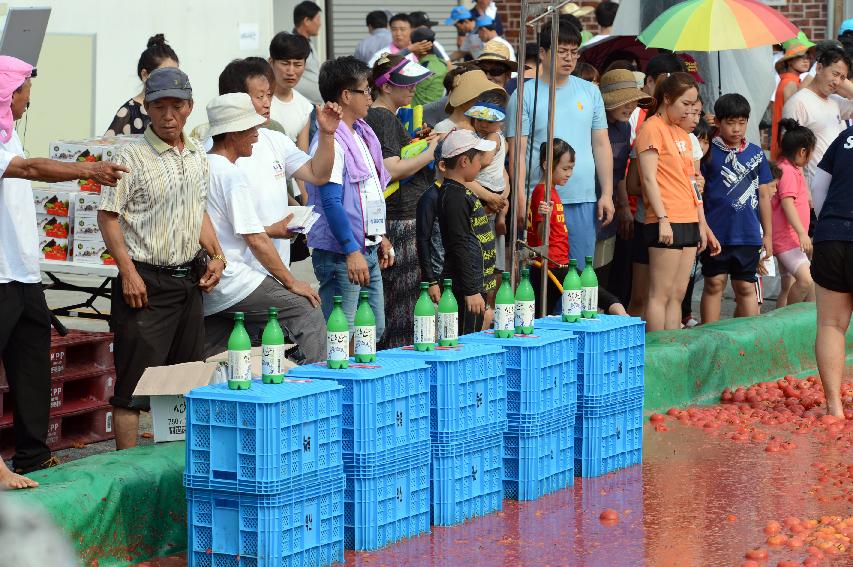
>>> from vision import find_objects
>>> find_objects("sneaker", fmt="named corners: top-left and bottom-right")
top-left (682, 316), bottom-right (699, 328)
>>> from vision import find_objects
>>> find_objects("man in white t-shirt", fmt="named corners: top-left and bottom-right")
top-left (269, 32), bottom-right (315, 150)
top-left (0, 57), bottom-right (127, 487)
top-left (202, 93), bottom-right (326, 363)
top-left (782, 46), bottom-right (853, 186)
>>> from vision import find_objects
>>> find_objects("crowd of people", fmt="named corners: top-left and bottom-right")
top-left (2, 0), bottom-right (853, 491)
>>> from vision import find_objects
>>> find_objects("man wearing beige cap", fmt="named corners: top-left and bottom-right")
top-left (202, 92), bottom-right (325, 363)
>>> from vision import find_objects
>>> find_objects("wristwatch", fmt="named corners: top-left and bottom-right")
top-left (211, 253), bottom-right (227, 268)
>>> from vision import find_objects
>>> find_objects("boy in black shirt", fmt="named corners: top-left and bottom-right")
top-left (437, 129), bottom-right (498, 335)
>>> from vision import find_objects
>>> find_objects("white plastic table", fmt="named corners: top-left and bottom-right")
top-left (41, 260), bottom-right (118, 321)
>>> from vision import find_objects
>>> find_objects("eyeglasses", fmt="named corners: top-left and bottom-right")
top-left (347, 88), bottom-right (372, 97)
top-left (555, 48), bottom-right (581, 60)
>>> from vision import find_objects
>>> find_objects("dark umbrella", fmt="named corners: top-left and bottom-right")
top-left (580, 35), bottom-right (665, 74)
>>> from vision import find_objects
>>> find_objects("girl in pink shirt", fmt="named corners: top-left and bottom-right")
top-left (771, 118), bottom-right (817, 307)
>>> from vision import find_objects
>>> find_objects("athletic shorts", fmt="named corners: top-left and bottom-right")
top-left (701, 245), bottom-right (761, 283)
top-left (632, 220), bottom-right (649, 265)
top-left (811, 241), bottom-right (853, 293)
top-left (644, 222), bottom-right (700, 250)
top-left (775, 247), bottom-right (810, 277)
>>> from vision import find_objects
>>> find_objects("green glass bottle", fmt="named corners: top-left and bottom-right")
top-left (353, 291), bottom-right (376, 362)
top-left (326, 295), bottom-right (350, 369)
top-left (562, 259), bottom-right (583, 323)
top-left (227, 312), bottom-right (252, 390)
top-left (438, 279), bottom-right (459, 346)
top-left (580, 255), bottom-right (598, 319)
top-left (514, 268), bottom-right (536, 335)
top-left (494, 271), bottom-right (515, 338)
top-left (261, 307), bottom-right (286, 384)
top-left (413, 282), bottom-right (436, 351)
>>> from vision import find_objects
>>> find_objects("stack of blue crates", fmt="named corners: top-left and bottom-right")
top-left (183, 380), bottom-right (345, 567)
top-left (538, 314), bottom-right (646, 477)
top-left (382, 343), bottom-right (507, 526)
top-left (287, 358), bottom-right (431, 551)
top-left (460, 328), bottom-right (577, 500)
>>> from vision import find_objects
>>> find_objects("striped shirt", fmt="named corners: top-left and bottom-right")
top-left (99, 126), bottom-right (209, 266)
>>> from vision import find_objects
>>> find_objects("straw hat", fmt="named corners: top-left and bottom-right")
top-left (206, 93), bottom-right (266, 138)
top-left (477, 39), bottom-right (518, 72)
top-left (599, 69), bottom-right (653, 110)
top-left (775, 43), bottom-right (810, 72)
top-left (446, 69), bottom-right (506, 113)
top-left (560, 2), bottom-right (594, 17)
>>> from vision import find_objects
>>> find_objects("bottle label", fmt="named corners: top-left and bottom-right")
top-left (262, 344), bottom-right (285, 377)
top-left (414, 315), bottom-right (435, 345)
top-left (514, 300), bottom-right (535, 328)
top-left (228, 349), bottom-right (251, 382)
top-left (438, 311), bottom-right (458, 342)
top-left (494, 303), bottom-right (515, 331)
top-left (327, 331), bottom-right (349, 361)
top-left (582, 285), bottom-right (598, 314)
top-left (353, 326), bottom-right (376, 355)
top-left (563, 289), bottom-right (582, 317)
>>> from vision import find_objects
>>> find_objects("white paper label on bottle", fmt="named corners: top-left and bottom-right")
top-left (563, 289), bottom-right (582, 317)
top-left (514, 300), bottom-right (535, 328)
top-left (494, 303), bottom-right (515, 331)
top-left (326, 331), bottom-right (349, 361)
top-left (414, 315), bottom-right (436, 344)
top-left (262, 344), bottom-right (286, 376)
top-left (353, 326), bottom-right (376, 355)
top-left (228, 349), bottom-right (252, 381)
top-left (438, 312), bottom-right (458, 341)
top-left (582, 285), bottom-right (598, 314)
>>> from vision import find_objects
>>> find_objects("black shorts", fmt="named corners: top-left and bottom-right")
top-left (632, 220), bottom-right (649, 265)
top-left (644, 222), bottom-right (700, 249)
top-left (701, 245), bottom-right (761, 282)
top-left (811, 240), bottom-right (853, 293)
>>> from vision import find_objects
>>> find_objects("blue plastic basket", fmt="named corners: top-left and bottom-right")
top-left (344, 453), bottom-right (431, 550)
top-left (380, 345), bottom-right (507, 440)
top-left (186, 474), bottom-right (345, 567)
top-left (184, 381), bottom-right (343, 494)
top-left (506, 404), bottom-right (575, 433)
top-left (574, 395), bottom-right (643, 477)
top-left (431, 431), bottom-right (504, 526)
top-left (577, 387), bottom-right (644, 417)
top-left (459, 329), bottom-right (576, 416)
top-left (504, 415), bottom-right (574, 500)
top-left (287, 358), bottom-right (430, 458)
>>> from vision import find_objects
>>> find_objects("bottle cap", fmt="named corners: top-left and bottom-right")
top-left (419, 281), bottom-right (429, 289)
top-left (233, 311), bottom-right (245, 321)
top-left (333, 295), bottom-right (343, 303)
top-left (585, 255), bottom-right (593, 262)
top-left (443, 278), bottom-right (452, 286)
top-left (268, 307), bottom-right (278, 316)
top-left (502, 271), bottom-right (510, 278)
top-left (569, 259), bottom-right (577, 266)
top-left (521, 267), bottom-right (529, 276)
top-left (359, 290), bottom-right (369, 299)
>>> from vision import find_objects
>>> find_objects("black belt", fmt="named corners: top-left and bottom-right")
top-left (133, 254), bottom-right (200, 278)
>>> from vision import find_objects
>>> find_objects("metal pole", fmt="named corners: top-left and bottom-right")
top-left (538, 5), bottom-right (559, 317)
top-left (508, 0), bottom-right (530, 289)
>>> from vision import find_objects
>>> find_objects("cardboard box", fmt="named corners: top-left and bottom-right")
top-left (73, 213), bottom-right (101, 239)
top-left (133, 346), bottom-right (296, 442)
top-left (73, 191), bottom-right (101, 213)
top-left (37, 214), bottom-right (71, 239)
top-left (72, 239), bottom-right (114, 265)
top-left (39, 237), bottom-right (70, 261)
top-left (49, 135), bottom-right (141, 192)
top-left (32, 188), bottom-right (72, 217)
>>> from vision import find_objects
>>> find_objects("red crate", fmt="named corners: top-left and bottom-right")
top-left (1, 405), bottom-right (113, 460)
top-left (0, 330), bottom-right (113, 384)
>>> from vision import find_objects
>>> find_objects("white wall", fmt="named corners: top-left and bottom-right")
top-left (4, 0), bottom-right (279, 137)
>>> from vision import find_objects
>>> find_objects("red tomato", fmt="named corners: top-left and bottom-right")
top-left (745, 548), bottom-right (768, 560)
top-left (649, 413), bottom-right (665, 423)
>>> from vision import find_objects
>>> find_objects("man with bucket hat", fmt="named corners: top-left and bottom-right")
top-left (0, 55), bottom-right (127, 488)
top-left (98, 67), bottom-right (227, 450)
top-left (473, 39), bottom-right (518, 89)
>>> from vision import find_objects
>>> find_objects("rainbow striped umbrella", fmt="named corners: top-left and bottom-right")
top-left (638, 0), bottom-right (798, 52)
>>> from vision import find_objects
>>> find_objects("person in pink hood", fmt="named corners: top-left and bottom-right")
top-left (0, 56), bottom-right (127, 490)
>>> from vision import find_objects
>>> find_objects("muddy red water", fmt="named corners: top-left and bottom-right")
top-left (138, 377), bottom-right (852, 567)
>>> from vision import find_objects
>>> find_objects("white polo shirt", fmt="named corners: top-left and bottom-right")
top-left (0, 130), bottom-right (39, 284)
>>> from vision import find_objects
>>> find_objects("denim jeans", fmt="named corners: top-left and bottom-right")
top-left (312, 245), bottom-right (386, 341)
top-left (565, 201), bottom-right (597, 270)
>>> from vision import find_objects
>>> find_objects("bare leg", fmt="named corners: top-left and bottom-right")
top-left (700, 274), bottom-right (727, 324)
top-left (0, 459), bottom-right (38, 489)
top-left (113, 408), bottom-right (140, 450)
top-left (646, 248), bottom-right (682, 332)
top-left (777, 274), bottom-right (794, 308)
top-left (666, 247), bottom-right (698, 329)
top-left (815, 284), bottom-right (852, 418)
top-left (627, 262), bottom-right (649, 318)
top-left (732, 280), bottom-right (760, 318)
top-left (788, 263), bottom-right (815, 305)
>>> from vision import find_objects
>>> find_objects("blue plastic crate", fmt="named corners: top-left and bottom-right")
top-left (342, 438), bottom-right (430, 476)
top-left (504, 415), bottom-right (575, 500)
top-left (507, 403), bottom-right (576, 434)
top-left (431, 431), bottom-right (504, 526)
top-left (577, 387), bottom-right (644, 417)
top-left (344, 453), bottom-right (431, 550)
top-left (186, 474), bottom-right (344, 567)
top-left (574, 396), bottom-right (643, 477)
top-left (287, 358), bottom-right (430, 458)
top-left (459, 329), bottom-right (576, 416)
top-left (184, 381), bottom-right (343, 494)
top-left (380, 345), bottom-right (507, 439)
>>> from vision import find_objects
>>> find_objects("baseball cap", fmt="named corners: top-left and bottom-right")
top-left (839, 19), bottom-right (853, 37)
top-left (677, 53), bottom-right (705, 84)
top-left (145, 67), bottom-right (192, 102)
top-left (476, 15), bottom-right (496, 29)
top-left (373, 55), bottom-right (433, 88)
top-left (440, 128), bottom-right (496, 158)
top-left (410, 11), bottom-right (438, 28)
top-left (411, 27), bottom-right (436, 45)
top-left (445, 6), bottom-right (474, 25)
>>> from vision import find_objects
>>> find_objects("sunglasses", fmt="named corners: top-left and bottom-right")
top-left (481, 66), bottom-right (509, 77)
